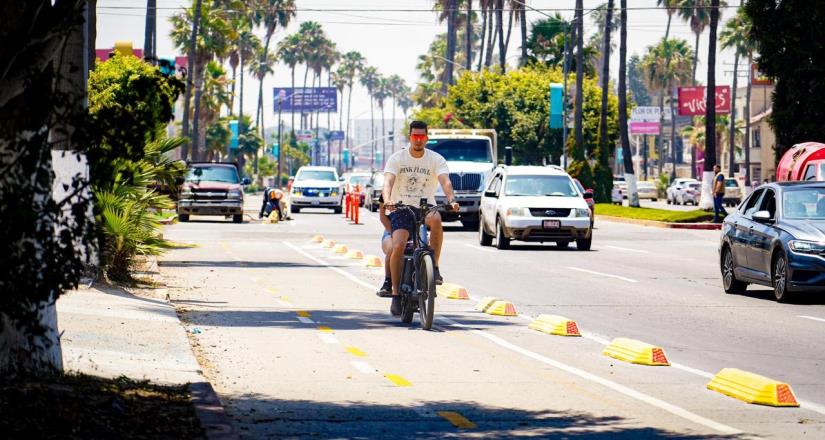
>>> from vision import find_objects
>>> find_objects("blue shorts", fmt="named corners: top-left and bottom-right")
top-left (389, 208), bottom-right (417, 237)
top-left (381, 231), bottom-right (391, 241)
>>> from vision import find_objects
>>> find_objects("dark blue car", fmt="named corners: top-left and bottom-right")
top-left (720, 182), bottom-right (825, 302)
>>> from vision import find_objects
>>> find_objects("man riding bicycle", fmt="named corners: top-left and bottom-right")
top-left (382, 120), bottom-right (459, 316)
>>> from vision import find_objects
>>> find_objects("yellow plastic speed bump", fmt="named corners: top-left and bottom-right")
top-left (322, 239), bottom-right (336, 248)
top-left (311, 235), bottom-right (324, 243)
top-left (437, 283), bottom-right (470, 300)
top-left (707, 368), bottom-right (799, 407)
top-left (602, 338), bottom-right (670, 366)
top-left (528, 315), bottom-right (581, 337)
top-left (346, 250), bottom-right (364, 259)
top-left (333, 244), bottom-right (348, 254)
top-left (485, 300), bottom-right (517, 316)
top-left (474, 296), bottom-right (499, 312)
top-left (364, 255), bottom-right (383, 267)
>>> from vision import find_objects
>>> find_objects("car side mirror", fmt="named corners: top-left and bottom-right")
top-left (484, 190), bottom-right (498, 198)
top-left (583, 191), bottom-right (593, 199)
top-left (241, 177), bottom-right (251, 186)
top-left (174, 176), bottom-right (185, 185)
top-left (752, 210), bottom-right (773, 223)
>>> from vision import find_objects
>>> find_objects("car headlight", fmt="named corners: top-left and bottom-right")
top-left (228, 189), bottom-right (242, 198)
top-left (331, 189), bottom-right (339, 196)
top-left (292, 187), bottom-right (302, 196)
top-left (505, 207), bottom-right (528, 217)
top-left (572, 208), bottom-right (590, 217)
top-left (788, 240), bottom-right (825, 254)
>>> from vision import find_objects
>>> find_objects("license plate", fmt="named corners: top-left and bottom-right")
top-left (543, 220), bottom-right (561, 229)
top-left (311, 200), bottom-right (320, 205)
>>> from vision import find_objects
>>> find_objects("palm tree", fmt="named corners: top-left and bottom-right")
top-left (332, 69), bottom-right (347, 171)
top-left (596, 0), bottom-right (615, 200)
top-left (249, 46), bottom-right (276, 135)
top-left (251, 0), bottom-right (296, 137)
top-left (496, 0), bottom-right (506, 70)
top-left (175, 0), bottom-right (202, 161)
top-left (276, 34), bottom-right (301, 137)
top-left (477, 0), bottom-right (493, 70)
top-left (374, 77), bottom-right (391, 167)
top-left (618, 0), bottom-right (639, 206)
top-left (340, 51), bottom-right (365, 154)
top-left (297, 21), bottom-right (324, 130)
top-left (657, 0), bottom-right (680, 39)
top-left (466, 0), bottom-right (474, 71)
top-left (678, 0), bottom-right (721, 85)
top-left (641, 38), bottom-right (693, 176)
top-left (573, 0), bottom-right (585, 159)
top-left (235, 27), bottom-right (260, 148)
top-left (699, 0), bottom-right (721, 209)
top-left (525, 14), bottom-right (568, 67)
top-left (516, 0), bottom-right (528, 65)
top-left (145, 0), bottom-right (157, 62)
top-left (721, 8), bottom-right (756, 191)
top-left (387, 75), bottom-right (406, 154)
top-left (399, 92), bottom-right (415, 123)
top-left (359, 66), bottom-right (380, 168)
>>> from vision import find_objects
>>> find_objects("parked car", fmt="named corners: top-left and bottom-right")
top-left (479, 165), bottom-right (593, 250)
top-left (613, 180), bottom-right (628, 198)
top-left (720, 182), bottom-right (825, 302)
top-left (364, 171), bottom-right (385, 212)
top-left (636, 181), bottom-right (658, 201)
top-left (573, 178), bottom-right (595, 214)
top-left (345, 172), bottom-right (371, 207)
top-left (724, 178), bottom-right (742, 207)
top-left (177, 162), bottom-right (250, 223)
top-left (290, 166), bottom-right (344, 214)
top-left (667, 178), bottom-right (699, 204)
top-left (676, 182), bottom-right (702, 205)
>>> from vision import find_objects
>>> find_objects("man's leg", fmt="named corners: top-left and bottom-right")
top-left (382, 237), bottom-right (393, 279)
top-left (390, 229), bottom-right (410, 296)
top-left (425, 211), bottom-right (444, 265)
top-left (713, 195), bottom-right (722, 222)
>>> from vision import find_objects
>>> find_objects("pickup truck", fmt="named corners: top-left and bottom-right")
top-left (427, 129), bottom-right (497, 229)
top-left (177, 162), bottom-right (249, 223)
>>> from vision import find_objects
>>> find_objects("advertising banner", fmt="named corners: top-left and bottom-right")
top-left (677, 86), bottom-right (731, 115)
top-left (273, 87), bottom-right (338, 113)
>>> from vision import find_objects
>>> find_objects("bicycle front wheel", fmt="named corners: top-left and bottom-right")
top-left (417, 253), bottom-right (436, 330)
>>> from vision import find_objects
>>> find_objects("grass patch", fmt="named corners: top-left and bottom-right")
top-left (166, 241), bottom-right (199, 249)
top-left (595, 203), bottom-right (718, 223)
top-left (1, 373), bottom-right (202, 439)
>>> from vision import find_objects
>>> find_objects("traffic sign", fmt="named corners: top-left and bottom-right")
top-left (329, 130), bottom-right (345, 141)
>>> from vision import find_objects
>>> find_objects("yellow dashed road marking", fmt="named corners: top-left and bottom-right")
top-left (345, 346), bottom-right (367, 357)
top-left (384, 374), bottom-right (412, 387)
top-left (317, 325), bottom-right (333, 333)
top-left (437, 411), bottom-right (477, 429)
top-left (266, 287), bottom-right (278, 295)
top-left (296, 311), bottom-right (311, 317)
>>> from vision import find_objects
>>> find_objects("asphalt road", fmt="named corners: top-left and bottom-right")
top-left (159, 200), bottom-right (825, 439)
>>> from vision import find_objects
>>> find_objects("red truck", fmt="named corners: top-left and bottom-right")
top-left (177, 162), bottom-right (250, 223)
top-left (776, 142), bottom-right (825, 182)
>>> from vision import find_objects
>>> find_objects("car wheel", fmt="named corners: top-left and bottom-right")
top-left (721, 246), bottom-right (747, 294)
top-left (495, 218), bottom-right (510, 250)
top-left (291, 206), bottom-right (300, 214)
top-left (178, 214), bottom-right (189, 222)
top-left (555, 240), bottom-right (570, 248)
top-left (652, 198), bottom-right (658, 202)
top-left (478, 215), bottom-right (493, 246)
top-left (576, 237), bottom-right (592, 251)
top-left (370, 203), bottom-right (378, 212)
top-left (232, 214), bottom-right (243, 223)
top-left (667, 196), bottom-right (671, 205)
top-left (461, 219), bottom-right (479, 230)
top-left (333, 206), bottom-right (342, 214)
top-left (772, 251), bottom-right (792, 303)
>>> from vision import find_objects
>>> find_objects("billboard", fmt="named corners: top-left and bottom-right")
top-left (328, 130), bottom-right (345, 141)
top-left (677, 86), bottom-right (731, 116)
top-left (273, 87), bottom-right (337, 113)
top-left (630, 106), bottom-right (671, 122)
top-left (629, 121), bottom-right (660, 135)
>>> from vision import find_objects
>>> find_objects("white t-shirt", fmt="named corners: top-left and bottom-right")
top-left (384, 148), bottom-right (450, 206)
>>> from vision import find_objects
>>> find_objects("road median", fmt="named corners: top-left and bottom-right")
top-left (595, 204), bottom-right (722, 230)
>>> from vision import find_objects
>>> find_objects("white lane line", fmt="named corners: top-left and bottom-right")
top-left (464, 243), bottom-right (496, 253)
top-left (603, 245), bottom-right (650, 254)
top-left (284, 241), bottom-right (376, 291)
top-left (350, 360), bottom-right (376, 374)
top-left (798, 315), bottom-right (825, 323)
top-left (297, 316), bottom-right (315, 324)
top-left (567, 266), bottom-right (639, 283)
top-left (318, 332), bottom-right (340, 344)
top-left (437, 317), bottom-right (742, 435)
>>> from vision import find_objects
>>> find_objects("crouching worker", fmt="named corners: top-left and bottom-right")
top-left (376, 195), bottom-right (394, 297)
top-left (259, 187), bottom-right (285, 221)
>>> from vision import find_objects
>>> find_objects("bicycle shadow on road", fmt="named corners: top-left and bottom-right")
top-left (160, 260), bottom-right (338, 269)
top-left (219, 395), bottom-right (743, 439)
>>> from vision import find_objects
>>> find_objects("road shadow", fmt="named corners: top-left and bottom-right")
top-left (221, 395), bottom-right (744, 439)
top-left (733, 287), bottom-right (825, 306)
top-left (160, 260), bottom-right (338, 269)
top-left (502, 244), bottom-right (599, 252)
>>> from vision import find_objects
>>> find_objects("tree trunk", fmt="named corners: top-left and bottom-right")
top-left (744, 53), bottom-right (753, 194)
top-left (290, 66), bottom-right (296, 137)
top-left (466, 0), bottom-right (473, 71)
top-left (656, 89), bottom-right (665, 176)
top-left (370, 91), bottom-right (375, 169)
top-left (699, 0), bottom-right (720, 210)
top-left (444, 0), bottom-right (458, 92)
top-left (391, 94), bottom-right (397, 154)
top-left (670, 81), bottom-right (677, 179)
top-left (520, 5), bottom-right (528, 66)
top-left (380, 103), bottom-right (386, 168)
top-left (496, 0), bottom-right (506, 71)
top-left (596, 0), bottom-right (614, 201)
top-left (664, 13), bottom-right (672, 40)
top-left (504, 9), bottom-right (514, 65)
top-left (229, 65), bottom-right (237, 115)
top-left (728, 52), bottom-right (739, 177)
top-left (181, 0), bottom-right (203, 161)
top-left (347, 82), bottom-right (354, 162)
top-left (144, 0), bottom-right (156, 61)
top-left (478, 5), bottom-right (487, 71)
top-left (692, 31), bottom-right (700, 85)
top-left (485, 8), bottom-right (496, 67)
top-left (618, 0), bottom-right (639, 207)
top-left (192, 55), bottom-right (205, 161)
top-left (302, 64), bottom-right (310, 129)
top-left (258, 34), bottom-right (273, 136)
top-left (574, 0), bottom-right (584, 158)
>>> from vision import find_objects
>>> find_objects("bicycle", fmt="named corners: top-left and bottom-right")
top-left (387, 199), bottom-right (442, 330)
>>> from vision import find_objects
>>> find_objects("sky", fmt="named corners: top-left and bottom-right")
top-left (96, 0), bottom-right (746, 130)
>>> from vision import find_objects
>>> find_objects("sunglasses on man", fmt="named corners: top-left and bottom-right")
top-left (410, 134), bottom-right (428, 141)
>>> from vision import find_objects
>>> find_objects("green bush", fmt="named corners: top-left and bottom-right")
top-left (595, 203), bottom-right (716, 223)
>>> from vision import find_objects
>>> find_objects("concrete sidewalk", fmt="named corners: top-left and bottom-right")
top-left (58, 284), bottom-right (203, 385)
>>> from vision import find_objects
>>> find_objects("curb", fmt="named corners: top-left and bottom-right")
top-left (596, 215), bottom-right (722, 230)
top-left (189, 382), bottom-right (238, 440)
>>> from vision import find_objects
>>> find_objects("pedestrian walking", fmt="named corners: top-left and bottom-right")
top-left (713, 164), bottom-right (727, 222)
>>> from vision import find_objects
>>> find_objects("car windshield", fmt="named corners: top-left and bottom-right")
top-left (725, 179), bottom-right (738, 187)
top-left (297, 170), bottom-right (336, 181)
top-left (504, 175), bottom-right (578, 197)
top-left (688, 183), bottom-right (701, 189)
top-left (349, 175), bottom-right (370, 187)
top-left (186, 166), bottom-right (239, 183)
top-left (782, 188), bottom-right (825, 219)
top-left (426, 139), bottom-right (491, 162)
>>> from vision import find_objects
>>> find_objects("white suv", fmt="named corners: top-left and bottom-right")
top-left (290, 166), bottom-right (343, 213)
top-left (479, 165), bottom-right (593, 250)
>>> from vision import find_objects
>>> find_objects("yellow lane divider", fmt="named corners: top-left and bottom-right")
top-left (322, 239), bottom-right (336, 248)
top-left (346, 250), bottom-right (364, 260)
top-left (384, 374), bottom-right (412, 387)
top-left (528, 315), bottom-right (581, 337)
top-left (296, 311), bottom-right (311, 318)
top-left (437, 283), bottom-right (470, 300)
top-left (310, 235), bottom-right (324, 243)
top-left (485, 300), bottom-right (517, 316)
top-left (333, 244), bottom-right (348, 254)
top-left (707, 368), bottom-right (799, 407)
top-left (437, 411), bottom-right (477, 429)
top-left (345, 346), bottom-right (367, 357)
top-left (602, 338), bottom-right (670, 366)
top-left (317, 325), bottom-right (334, 333)
top-left (474, 297), bottom-right (500, 312)
top-left (364, 255), bottom-right (383, 267)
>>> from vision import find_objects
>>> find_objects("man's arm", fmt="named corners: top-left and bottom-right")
top-left (382, 173), bottom-right (396, 207)
top-left (378, 201), bottom-right (392, 232)
top-left (437, 173), bottom-right (460, 211)
top-left (259, 188), bottom-right (269, 217)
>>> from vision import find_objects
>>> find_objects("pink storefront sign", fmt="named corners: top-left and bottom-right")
top-left (629, 121), bottom-right (660, 135)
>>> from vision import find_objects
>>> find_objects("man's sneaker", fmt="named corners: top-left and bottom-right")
top-left (434, 266), bottom-right (443, 285)
top-left (390, 296), bottom-right (402, 316)
top-left (376, 278), bottom-right (392, 297)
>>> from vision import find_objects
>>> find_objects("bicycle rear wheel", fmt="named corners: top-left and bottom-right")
top-left (417, 253), bottom-right (436, 330)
